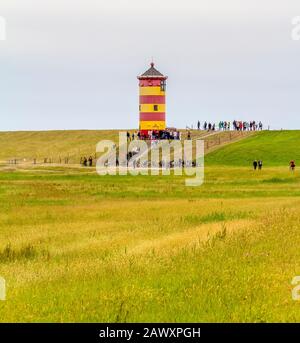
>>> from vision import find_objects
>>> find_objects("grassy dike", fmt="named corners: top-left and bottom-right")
top-left (206, 130), bottom-right (300, 166)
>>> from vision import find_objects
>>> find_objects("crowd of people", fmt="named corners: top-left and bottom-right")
top-left (197, 120), bottom-right (263, 131)
top-left (126, 120), bottom-right (264, 142)
top-left (82, 149), bottom-right (296, 173)
top-left (80, 156), bottom-right (93, 167)
top-left (127, 130), bottom-right (181, 141)
top-left (116, 157), bottom-right (196, 169)
top-left (82, 124), bottom-right (298, 173)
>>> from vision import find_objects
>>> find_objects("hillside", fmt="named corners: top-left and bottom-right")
top-left (0, 130), bottom-right (121, 163)
top-left (205, 130), bottom-right (300, 166)
top-left (0, 129), bottom-right (251, 165)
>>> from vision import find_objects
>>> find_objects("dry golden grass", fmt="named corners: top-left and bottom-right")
top-left (0, 166), bottom-right (300, 322)
top-left (0, 129), bottom-right (253, 165)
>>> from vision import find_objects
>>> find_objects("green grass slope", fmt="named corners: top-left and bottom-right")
top-left (206, 131), bottom-right (300, 166)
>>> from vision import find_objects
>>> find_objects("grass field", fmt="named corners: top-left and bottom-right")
top-left (1, 130), bottom-right (300, 322)
top-left (0, 130), bottom-right (121, 163)
top-left (206, 130), bottom-right (300, 166)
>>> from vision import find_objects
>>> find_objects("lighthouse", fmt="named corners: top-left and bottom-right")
top-left (138, 62), bottom-right (167, 139)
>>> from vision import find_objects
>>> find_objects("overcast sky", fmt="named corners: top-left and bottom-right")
top-left (1, 0), bottom-right (300, 131)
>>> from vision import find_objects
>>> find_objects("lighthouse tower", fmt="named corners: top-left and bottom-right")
top-left (138, 62), bottom-right (167, 138)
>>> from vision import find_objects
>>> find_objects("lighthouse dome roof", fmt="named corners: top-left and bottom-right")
top-left (138, 62), bottom-right (167, 79)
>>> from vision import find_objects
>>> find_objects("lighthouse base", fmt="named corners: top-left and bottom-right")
top-left (139, 129), bottom-right (180, 140)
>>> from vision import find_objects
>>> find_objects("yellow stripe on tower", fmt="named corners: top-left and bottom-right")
top-left (139, 87), bottom-right (165, 96)
top-left (140, 121), bottom-right (166, 131)
top-left (140, 104), bottom-right (166, 113)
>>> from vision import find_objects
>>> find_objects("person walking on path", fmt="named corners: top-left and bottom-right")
top-left (258, 160), bottom-right (263, 170)
top-left (290, 160), bottom-right (296, 172)
top-left (253, 160), bottom-right (258, 170)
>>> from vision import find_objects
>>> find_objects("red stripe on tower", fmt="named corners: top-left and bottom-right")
top-left (139, 113), bottom-right (166, 121)
top-left (140, 95), bottom-right (165, 104)
top-left (139, 79), bottom-right (161, 87)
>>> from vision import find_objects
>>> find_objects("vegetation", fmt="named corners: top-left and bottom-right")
top-left (0, 163), bottom-right (300, 322)
top-left (0, 129), bottom-right (251, 164)
top-left (0, 130), bottom-right (120, 163)
top-left (206, 130), bottom-right (300, 166)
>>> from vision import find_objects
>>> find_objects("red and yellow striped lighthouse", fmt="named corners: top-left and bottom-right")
top-left (138, 62), bottom-right (167, 138)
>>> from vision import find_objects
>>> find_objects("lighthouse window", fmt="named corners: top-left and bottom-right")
top-left (160, 80), bottom-right (166, 91)
top-left (154, 105), bottom-right (158, 111)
